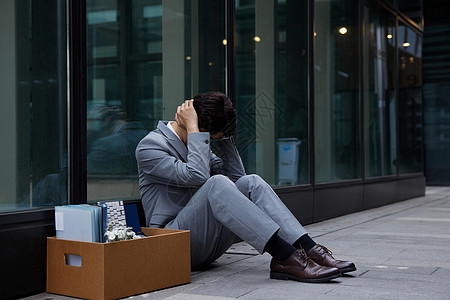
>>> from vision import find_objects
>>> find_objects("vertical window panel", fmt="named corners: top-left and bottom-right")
top-left (235, 0), bottom-right (309, 186)
top-left (314, 0), bottom-right (361, 183)
top-left (398, 23), bottom-right (423, 173)
top-left (363, 1), bottom-right (397, 178)
top-left (0, 0), bottom-right (68, 212)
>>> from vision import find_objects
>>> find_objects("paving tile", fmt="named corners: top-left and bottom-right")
top-left (163, 294), bottom-right (235, 300)
top-left (27, 188), bottom-right (450, 300)
top-left (214, 253), bottom-right (253, 265)
top-left (225, 242), bottom-right (259, 255)
top-left (339, 274), bottom-right (450, 294)
top-left (240, 281), bottom-right (341, 299)
top-left (128, 283), bottom-right (203, 300)
top-left (327, 284), bottom-right (448, 300)
top-left (184, 279), bottom-right (257, 298)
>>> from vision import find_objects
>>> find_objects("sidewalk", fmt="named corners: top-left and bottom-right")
top-left (27, 186), bottom-right (450, 300)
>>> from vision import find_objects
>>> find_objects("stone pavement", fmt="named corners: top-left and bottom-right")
top-left (26, 186), bottom-right (450, 300)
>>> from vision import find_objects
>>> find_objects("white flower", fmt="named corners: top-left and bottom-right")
top-left (106, 232), bottom-right (116, 240)
top-left (104, 222), bottom-right (140, 242)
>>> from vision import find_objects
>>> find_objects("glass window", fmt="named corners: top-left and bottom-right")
top-left (398, 23), bottom-right (423, 173)
top-left (314, 0), bottom-right (361, 183)
top-left (235, 0), bottom-right (310, 186)
top-left (423, 6), bottom-right (450, 185)
top-left (86, 0), bottom-right (226, 202)
top-left (0, 0), bottom-right (68, 212)
top-left (363, 1), bottom-right (397, 177)
top-left (397, 0), bottom-right (422, 28)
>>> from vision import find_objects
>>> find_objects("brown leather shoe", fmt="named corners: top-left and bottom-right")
top-left (307, 244), bottom-right (356, 274)
top-left (270, 249), bottom-right (341, 283)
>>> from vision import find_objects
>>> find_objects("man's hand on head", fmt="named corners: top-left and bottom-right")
top-left (175, 99), bottom-right (200, 134)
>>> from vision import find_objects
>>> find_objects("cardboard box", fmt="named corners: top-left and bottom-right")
top-left (47, 228), bottom-right (190, 300)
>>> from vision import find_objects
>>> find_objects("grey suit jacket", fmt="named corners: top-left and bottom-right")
top-left (135, 121), bottom-right (246, 227)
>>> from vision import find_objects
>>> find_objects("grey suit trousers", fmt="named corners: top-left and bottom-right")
top-left (165, 174), bottom-right (307, 268)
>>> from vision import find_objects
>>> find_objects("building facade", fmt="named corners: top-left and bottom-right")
top-left (0, 0), bottom-right (429, 298)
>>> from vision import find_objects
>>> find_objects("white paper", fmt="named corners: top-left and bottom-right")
top-left (55, 212), bottom-right (64, 231)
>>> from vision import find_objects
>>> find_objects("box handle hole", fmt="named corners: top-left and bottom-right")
top-left (65, 254), bottom-right (82, 267)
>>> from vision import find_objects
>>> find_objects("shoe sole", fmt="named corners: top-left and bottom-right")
top-left (339, 266), bottom-right (357, 274)
top-left (270, 271), bottom-right (341, 283)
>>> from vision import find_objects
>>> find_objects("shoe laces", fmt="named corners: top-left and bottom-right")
top-left (317, 244), bottom-right (335, 258)
top-left (294, 248), bottom-right (310, 264)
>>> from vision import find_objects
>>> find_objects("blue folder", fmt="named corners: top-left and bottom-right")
top-left (124, 204), bottom-right (142, 235)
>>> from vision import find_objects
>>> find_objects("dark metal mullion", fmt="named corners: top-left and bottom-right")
top-left (69, 0), bottom-right (87, 204)
top-left (420, 34), bottom-right (426, 176)
top-left (309, 0), bottom-right (315, 188)
top-left (414, 28), bottom-right (426, 175)
top-left (395, 17), bottom-right (400, 178)
top-left (226, 0), bottom-right (236, 106)
top-left (360, 0), bottom-right (366, 182)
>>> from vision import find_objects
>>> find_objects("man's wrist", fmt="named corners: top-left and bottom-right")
top-left (186, 124), bottom-right (200, 134)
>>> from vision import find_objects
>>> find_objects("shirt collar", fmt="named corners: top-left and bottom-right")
top-left (167, 121), bottom-right (182, 141)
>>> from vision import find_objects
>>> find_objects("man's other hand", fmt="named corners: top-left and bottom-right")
top-left (175, 99), bottom-right (199, 134)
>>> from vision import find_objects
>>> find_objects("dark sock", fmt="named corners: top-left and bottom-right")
top-left (293, 234), bottom-right (316, 251)
top-left (264, 234), bottom-right (296, 261)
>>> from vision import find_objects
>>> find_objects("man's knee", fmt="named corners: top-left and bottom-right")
top-left (205, 174), bottom-right (233, 187)
top-left (236, 174), bottom-right (265, 189)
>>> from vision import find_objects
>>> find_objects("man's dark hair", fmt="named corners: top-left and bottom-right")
top-left (193, 91), bottom-right (236, 137)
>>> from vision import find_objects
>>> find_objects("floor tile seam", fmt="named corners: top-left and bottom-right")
top-left (309, 196), bottom-right (444, 238)
top-left (416, 194), bottom-right (450, 205)
top-left (323, 284), bottom-right (342, 295)
top-left (333, 283), bottom-right (450, 296)
top-left (236, 289), bottom-right (258, 299)
top-left (358, 273), bottom-right (449, 284)
top-left (224, 252), bottom-right (259, 256)
top-left (338, 274), bottom-right (442, 284)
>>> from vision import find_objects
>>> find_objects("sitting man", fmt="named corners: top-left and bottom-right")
top-left (135, 91), bottom-right (356, 283)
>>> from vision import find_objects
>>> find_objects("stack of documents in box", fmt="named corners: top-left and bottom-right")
top-left (55, 205), bottom-right (103, 243)
top-left (54, 201), bottom-right (142, 243)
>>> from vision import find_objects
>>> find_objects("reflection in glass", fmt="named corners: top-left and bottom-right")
top-left (363, 1), bottom-right (397, 177)
top-left (87, 104), bottom-right (148, 175)
top-left (87, 0), bottom-right (226, 202)
top-left (0, 1), bottom-right (67, 212)
top-left (235, 0), bottom-right (309, 186)
top-left (314, 0), bottom-right (361, 182)
top-left (398, 24), bottom-right (423, 173)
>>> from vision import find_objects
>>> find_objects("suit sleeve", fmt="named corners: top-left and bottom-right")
top-left (210, 137), bottom-right (246, 182)
top-left (136, 132), bottom-right (212, 188)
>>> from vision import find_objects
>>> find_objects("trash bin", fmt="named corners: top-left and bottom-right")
top-left (277, 138), bottom-right (301, 185)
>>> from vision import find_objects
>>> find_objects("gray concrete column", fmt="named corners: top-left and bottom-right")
top-left (162, 0), bottom-right (186, 119)
top-left (255, 0), bottom-right (276, 184)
